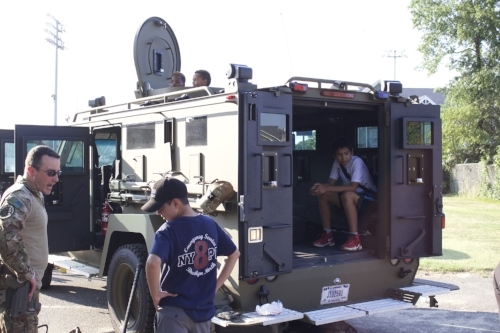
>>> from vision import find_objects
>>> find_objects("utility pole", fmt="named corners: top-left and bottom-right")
top-left (45, 14), bottom-right (65, 126)
top-left (383, 50), bottom-right (406, 80)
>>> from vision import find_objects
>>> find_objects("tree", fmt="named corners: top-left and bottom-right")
top-left (409, 0), bottom-right (500, 168)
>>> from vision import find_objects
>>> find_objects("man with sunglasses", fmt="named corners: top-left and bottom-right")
top-left (0, 145), bottom-right (60, 332)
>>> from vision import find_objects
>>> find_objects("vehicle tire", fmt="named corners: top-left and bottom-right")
top-left (107, 244), bottom-right (155, 333)
top-left (41, 263), bottom-right (54, 290)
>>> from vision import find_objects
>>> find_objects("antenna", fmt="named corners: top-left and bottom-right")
top-left (383, 50), bottom-right (406, 80)
top-left (45, 14), bottom-right (66, 126)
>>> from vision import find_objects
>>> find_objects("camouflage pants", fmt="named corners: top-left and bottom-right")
top-left (0, 288), bottom-right (39, 333)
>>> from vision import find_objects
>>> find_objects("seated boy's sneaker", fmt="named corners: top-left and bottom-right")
top-left (340, 234), bottom-right (362, 251)
top-left (312, 231), bottom-right (334, 247)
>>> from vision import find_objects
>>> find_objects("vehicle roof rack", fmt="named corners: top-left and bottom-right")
top-left (285, 76), bottom-right (375, 93)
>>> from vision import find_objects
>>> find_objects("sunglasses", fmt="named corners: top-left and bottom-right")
top-left (33, 167), bottom-right (62, 177)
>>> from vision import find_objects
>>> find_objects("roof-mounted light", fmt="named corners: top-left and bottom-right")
top-left (89, 96), bottom-right (106, 108)
top-left (375, 91), bottom-right (389, 99)
top-left (290, 82), bottom-right (308, 92)
top-left (226, 64), bottom-right (253, 82)
top-left (382, 80), bottom-right (403, 95)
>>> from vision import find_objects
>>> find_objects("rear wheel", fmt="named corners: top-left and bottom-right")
top-left (107, 244), bottom-right (155, 333)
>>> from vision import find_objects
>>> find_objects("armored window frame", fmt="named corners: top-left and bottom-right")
top-left (1, 140), bottom-right (14, 174)
top-left (126, 122), bottom-right (156, 150)
top-left (186, 116), bottom-right (207, 147)
top-left (399, 117), bottom-right (434, 149)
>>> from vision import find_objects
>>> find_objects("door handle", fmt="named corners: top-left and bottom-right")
top-left (253, 153), bottom-right (263, 210)
top-left (284, 153), bottom-right (292, 187)
top-left (397, 155), bottom-right (404, 185)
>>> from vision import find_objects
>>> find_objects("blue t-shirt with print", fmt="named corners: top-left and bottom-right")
top-left (150, 214), bottom-right (237, 322)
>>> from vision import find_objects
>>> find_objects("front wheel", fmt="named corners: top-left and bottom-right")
top-left (107, 244), bottom-right (155, 333)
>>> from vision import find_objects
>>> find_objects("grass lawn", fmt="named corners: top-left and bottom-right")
top-left (419, 195), bottom-right (500, 274)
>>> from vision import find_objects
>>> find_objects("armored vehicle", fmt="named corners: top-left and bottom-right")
top-left (0, 17), bottom-right (458, 333)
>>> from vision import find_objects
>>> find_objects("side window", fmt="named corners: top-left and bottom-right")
top-left (26, 140), bottom-right (85, 173)
top-left (357, 126), bottom-right (378, 148)
top-left (127, 123), bottom-right (155, 149)
top-left (186, 116), bottom-right (207, 146)
top-left (95, 132), bottom-right (118, 167)
top-left (3, 142), bottom-right (14, 173)
top-left (293, 130), bottom-right (316, 150)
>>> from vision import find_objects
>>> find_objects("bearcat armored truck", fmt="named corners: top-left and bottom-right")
top-left (0, 16), bottom-right (458, 333)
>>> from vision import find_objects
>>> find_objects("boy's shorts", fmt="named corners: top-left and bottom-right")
top-left (156, 305), bottom-right (210, 333)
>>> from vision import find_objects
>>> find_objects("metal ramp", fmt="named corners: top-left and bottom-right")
top-left (211, 308), bottom-right (303, 327)
top-left (304, 298), bottom-right (413, 325)
top-left (400, 284), bottom-right (450, 297)
top-left (48, 254), bottom-right (99, 279)
top-left (303, 306), bottom-right (366, 325)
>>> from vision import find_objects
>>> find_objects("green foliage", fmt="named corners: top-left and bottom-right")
top-left (410, 0), bottom-right (500, 171)
top-left (409, 0), bottom-right (500, 76)
top-left (420, 196), bottom-right (500, 273)
top-left (294, 130), bottom-right (316, 150)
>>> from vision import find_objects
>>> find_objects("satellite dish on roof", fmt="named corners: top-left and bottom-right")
top-left (133, 17), bottom-right (181, 97)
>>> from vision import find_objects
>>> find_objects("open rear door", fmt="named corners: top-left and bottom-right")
top-left (239, 90), bottom-right (294, 280)
top-left (0, 129), bottom-right (14, 197)
top-left (389, 103), bottom-right (443, 259)
top-left (15, 125), bottom-right (91, 253)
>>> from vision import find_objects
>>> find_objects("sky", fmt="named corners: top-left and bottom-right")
top-left (0, 0), bottom-right (454, 130)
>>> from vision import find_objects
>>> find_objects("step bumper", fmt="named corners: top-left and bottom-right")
top-left (212, 282), bottom-right (457, 328)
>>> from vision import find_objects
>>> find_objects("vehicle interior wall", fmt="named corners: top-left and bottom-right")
top-left (291, 104), bottom-right (380, 264)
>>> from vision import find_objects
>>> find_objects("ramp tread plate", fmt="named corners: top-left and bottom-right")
top-left (347, 298), bottom-right (413, 315)
top-left (211, 308), bottom-right (303, 327)
top-left (304, 306), bottom-right (366, 325)
top-left (49, 255), bottom-right (99, 278)
top-left (400, 284), bottom-right (450, 297)
top-left (413, 278), bottom-right (460, 291)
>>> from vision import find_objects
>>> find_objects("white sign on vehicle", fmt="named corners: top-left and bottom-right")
top-left (320, 284), bottom-right (350, 305)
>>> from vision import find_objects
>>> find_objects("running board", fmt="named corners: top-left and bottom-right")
top-left (48, 254), bottom-right (99, 279)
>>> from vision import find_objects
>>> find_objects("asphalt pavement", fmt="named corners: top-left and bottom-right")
top-left (37, 270), bottom-right (500, 333)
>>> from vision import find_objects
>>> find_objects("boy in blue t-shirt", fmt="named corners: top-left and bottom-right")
top-left (142, 178), bottom-right (240, 333)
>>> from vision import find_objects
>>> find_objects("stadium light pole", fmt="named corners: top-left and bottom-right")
top-left (45, 14), bottom-right (65, 126)
top-left (383, 50), bottom-right (406, 80)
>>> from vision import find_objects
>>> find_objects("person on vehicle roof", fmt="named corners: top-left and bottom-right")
top-left (143, 178), bottom-right (240, 333)
top-left (0, 145), bottom-right (61, 332)
top-left (170, 71), bottom-right (186, 87)
top-left (310, 138), bottom-right (376, 251)
top-left (192, 69), bottom-right (211, 87)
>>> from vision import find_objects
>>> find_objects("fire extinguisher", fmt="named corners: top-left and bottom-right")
top-left (101, 201), bottom-right (112, 236)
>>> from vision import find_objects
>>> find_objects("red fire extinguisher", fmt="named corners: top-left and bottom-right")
top-left (101, 201), bottom-right (112, 236)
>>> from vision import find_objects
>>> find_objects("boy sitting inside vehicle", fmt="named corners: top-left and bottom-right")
top-left (310, 138), bottom-right (377, 251)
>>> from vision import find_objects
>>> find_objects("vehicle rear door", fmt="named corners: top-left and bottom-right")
top-left (15, 125), bottom-right (91, 253)
top-left (239, 90), bottom-right (294, 280)
top-left (0, 129), bottom-right (14, 197)
top-left (389, 103), bottom-right (443, 259)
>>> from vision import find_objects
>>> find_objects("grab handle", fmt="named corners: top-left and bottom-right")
top-left (397, 155), bottom-right (404, 185)
top-left (284, 153), bottom-right (292, 187)
top-left (253, 153), bottom-right (263, 210)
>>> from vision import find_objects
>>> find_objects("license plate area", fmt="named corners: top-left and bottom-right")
top-left (320, 284), bottom-right (350, 305)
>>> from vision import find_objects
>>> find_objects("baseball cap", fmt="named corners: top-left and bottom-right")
top-left (141, 178), bottom-right (188, 212)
